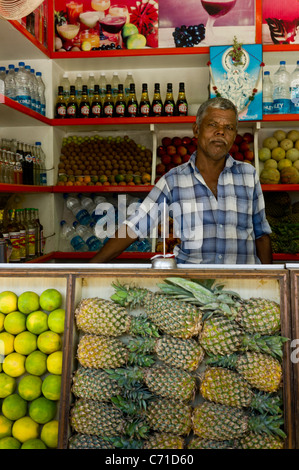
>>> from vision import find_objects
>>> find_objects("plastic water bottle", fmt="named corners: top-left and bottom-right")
top-left (87, 72), bottom-right (95, 102)
top-left (99, 72), bottom-right (107, 102)
top-left (61, 73), bottom-right (70, 102)
top-left (4, 64), bottom-right (16, 100)
top-left (75, 73), bottom-right (83, 104)
top-left (30, 69), bottom-right (40, 113)
top-left (78, 194), bottom-right (97, 218)
top-left (15, 62), bottom-right (31, 108)
top-left (262, 71), bottom-right (273, 115)
top-left (35, 142), bottom-right (47, 185)
top-left (111, 72), bottom-right (120, 103)
top-left (273, 61), bottom-right (290, 114)
top-left (63, 194), bottom-right (91, 225)
top-left (73, 221), bottom-right (101, 251)
top-left (36, 72), bottom-right (46, 116)
top-left (25, 65), bottom-right (36, 111)
top-left (0, 66), bottom-right (6, 95)
top-left (60, 220), bottom-right (87, 251)
top-left (124, 72), bottom-right (135, 103)
top-left (94, 206), bottom-right (117, 240)
top-left (290, 60), bottom-right (299, 114)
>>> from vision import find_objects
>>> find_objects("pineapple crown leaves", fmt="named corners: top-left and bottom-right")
top-left (248, 412), bottom-right (286, 439)
top-left (111, 281), bottom-right (148, 308)
top-left (102, 436), bottom-right (144, 449)
top-left (130, 314), bottom-right (160, 338)
top-left (250, 392), bottom-right (283, 416)
top-left (242, 333), bottom-right (289, 361)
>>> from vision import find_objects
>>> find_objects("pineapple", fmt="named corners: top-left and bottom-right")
top-left (146, 398), bottom-right (193, 435)
top-left (77, 334), bottom-right (128, 369)
top-left (111, 283), bottom-right (203, 339)
top-left (236, 297), bottom-right (281, 335)
top-left (206, 352), bottom-right (283, 393)
top-left (238, 432), bottom-right (285, 449)
top-left (68, 433), bottom-right (115, 449)
top-left (200, 366), bottom-right (283, 413)
top-left (72, 367), bottom-right (123, 401)
top-left (75, 297), bottom-right (159, 338)
top-left (143, 433), bottom-right (184, 449)
top-left (192, 401), bottom-right (286, 441)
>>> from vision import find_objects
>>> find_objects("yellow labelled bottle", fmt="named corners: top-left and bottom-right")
top-left (25, 208), bottom-right (36, 258)
top-left (139, 83), bottom-right (151, 117)
top-left (55, 86), bottom-right (67, 119)
top-left (103, 84), bottom-right (114, 118)
top-left (15, 209), bottom-right (26, 262)
top-left (114, 84), bottom-right (126, 117)
top-left (163, 82), bottom-right (175, 116)
top-left (126, 83), bottom-right (138, 117)
top-left (0, 209), bottom-right (10, 248)
top-left (175, 82), bottom-right (188, 116)
top-left (151, 83), bottom-right (163, 116)
top-left (91, 85), bottom-right (102, 118)
top-left (7, 209), bottom-right (20, 263)
top-left (79, 85), bottom-right (91, 118)
top-left (66, 85), bottom-right (78, 118)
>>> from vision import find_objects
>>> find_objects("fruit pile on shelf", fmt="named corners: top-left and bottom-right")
top-left (229, 132), bottom-right (255, 164)
top-left (155, 135), bottom-right (197, 179)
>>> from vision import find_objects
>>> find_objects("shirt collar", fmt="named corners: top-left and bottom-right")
top-left (187, 151), bottom-right (239, 173)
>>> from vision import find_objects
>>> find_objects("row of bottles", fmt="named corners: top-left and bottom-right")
top-left (0, 207), bottom-right (44, 263)
top-left (263, 61), bottom-right (299, 114)
top-left (0, 62), bottom-right (46, 116)
top-left (0, 138), bottom-right (47, 185)
top-left (55, 81), bottom-right (188, 118)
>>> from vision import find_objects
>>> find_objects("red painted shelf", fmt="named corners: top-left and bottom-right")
top-left (261, 184), bottom-right (299, 191)
top-left (0, 94), bottom-right (51, 125)
top-left (51, 116), bottom-right (196, 126)
top-left (0, 183), bottom-right (53, 193)
top-left (9, 20), bottom-right (50, 58)
top-left (53, 184), bottom-right (153, 193)
top-left (262, 114), bottom-right (299, 122)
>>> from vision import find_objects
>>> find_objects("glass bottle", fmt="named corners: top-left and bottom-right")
top-left (103, 84), bottom-right (114, 118)
top-left (79, 85), bottom-right (91, 118)
top-left (114, 84), bottom-right (126, 117)
top-left (151, 83), bottom-right (163, 116)
top-left (139, 83), bottom-right (151, 117)
top-left (24, 143), bottom-right (34, 185)
top-left (163, 82), bottom-right (175, 116)
top-left (20, 208), bottom-right (29, 260)
top-left (75, 73), bottom-right (83, 104)
top-left (25, 207), bottom-right (36, 258)
top-left (55, 86), bottom-right (67, 118)
top-left (7, 209), bottom-right (20, 263)
top-left (175, 82), bottom-right (188, 116)
top-left (124, 71), bottom-right (134, 104)
top-left (66, 85), bottom-right (78, 118)
top-left (34, 208), bottom-right (44, 256)
top-left (126, 83), bottom-right (138, 117)
top-left (91, 84), bottom-right (102, 118)
top-left (15, 208), bottom-right (26, 262)
top-left (111, 72), bottom-right (120, 103)
top-left (0, 209), bottom-right (10, 251)
top-left (99, 72), bottom-right (107, 104)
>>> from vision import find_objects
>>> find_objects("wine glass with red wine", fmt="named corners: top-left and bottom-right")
top-left (201, 0), bottom-right (237, 43)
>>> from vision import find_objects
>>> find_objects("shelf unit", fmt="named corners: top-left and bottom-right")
top-left (0, 4), bottom-right (298, 261)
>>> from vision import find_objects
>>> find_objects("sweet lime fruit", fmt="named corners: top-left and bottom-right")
top-left (12, 416), bottom-right (39, 443)
top-left (39, 289), bottom-right (62, 312)
top-left (18, 291), bottom-right (40, 314)
top-left (0, 372), bottom-right (16, 398)
top-left (21, 438), bottom-right (47, 449)
top-left (0, 331), bottom-right (15, 355)
top-left (26, 310), bottom-right (48, 334)
top-left (0, 436), bottom-right (21, 449)
top-left (29, 397), bottom-right (57, 424)
top-left (40, 420), bottom-right (59, 448)
top-left (18, 374), bottom-right (42, 401)
top-left (47, 351), bottom-right (63, 375)
top-left (122, 22), bottom-right (139, 39)
top-left (25, 350), bottom-right (47, 376)
top-left (0, 312), bottom-right (5, 331)
top-left (4, 311), bottom-right (26, 335)
top-left (14, 331), bottom-right (37, 355)
top-left (0, 415), bottom-right (13, 439)
top-left (47, 309), bottom-right (65, 334)
top-left (42, 374), bottom-right (61, 401)
top-left (2, 393), bottom-right (27, 420)
top-left (3, 352), bottom-right (26, 377)
top-left (126, 33), bottom-right (146, 49)
top-left (37, 331), bottom-right (62, 354)
top-left (0, 291), bottom-right (18, 314)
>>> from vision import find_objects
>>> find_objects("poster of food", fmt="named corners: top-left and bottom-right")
top-left (158, 0), bottom-right (255, 48)
top-left (262, 0), bottom-right (299, 44)
top-left (54, 0), bottom-right (158, 52)
top-left (209, 42), bottom-right (263, 121)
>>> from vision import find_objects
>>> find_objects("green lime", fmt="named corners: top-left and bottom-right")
top-left (46, 351), bottom-right (63, 375)
top-left (21, 438), bottom-right (47, 449)
top-left (40, 420), bottom-right (59, 448)
top-left (39, 289), bottom-right (62, 312)
top-left (0, 291), bottom-right (18, 314)
top-left (42, 374), bottom-right (61, 401)
top-left (26, 310), bottom-right (48, 334)
top-left (3, 352), bottom-right (26, 377)
top-left (0, 415), bottom-right (13, 439)
top-left (25, 350), bottom-right (47, 376)
top-left (122, 22), bottom-right (139, 39)
top-left (47, 309), bottom-right (65, 334)
top-left (2, 393), bottom-right (27, 420)
top-left (4, 311), bottom-right (26, 335)
top-left (0, 436), bottom-right (21, 449)
top-left (0, 372), bottom-right (16, 398)
top-left (14, 331), bottom-right (37, 355)
top-left (126, 33), bottom-right (146, 49)
top-left (12, 416), bottom-right (39, 443)
top-left (0, 312), bottom-right (5, 331)
top-left (37, 331), bottom-right (61, 354)
top-left (29, 396), bottom-right (57, 424)
top-left (18, 291), bottom-right (40, 314)
top-left (0, 331), bottom-right (15, 355)
top-left (18, 374), bottom-right (42, 401)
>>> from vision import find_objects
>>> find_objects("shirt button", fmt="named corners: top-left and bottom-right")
top-left (218, 254), bottom-right (222, 259)
top-left (219, 224), bottom-right (223, 228)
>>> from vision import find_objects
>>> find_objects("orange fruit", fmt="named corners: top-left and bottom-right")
top-left (84, 175), bottom-right (91, 183)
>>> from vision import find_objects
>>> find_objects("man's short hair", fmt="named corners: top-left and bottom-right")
top-left (196, 97), bottom-right (238, 130)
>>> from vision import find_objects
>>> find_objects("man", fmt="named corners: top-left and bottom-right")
top-left (90, 97), bottom-right (272, 264)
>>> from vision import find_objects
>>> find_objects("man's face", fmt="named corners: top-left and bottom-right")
top-left (193, 107), bottom-right (237, 162)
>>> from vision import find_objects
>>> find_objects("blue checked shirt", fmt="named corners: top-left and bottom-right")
top-left (124, 152), bottom-right (271, 264)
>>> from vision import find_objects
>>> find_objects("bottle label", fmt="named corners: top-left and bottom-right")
top-left (28, 229), bottom-right (36, 256)
top-left (80, 105), bottom-right (90, 116)
top-left (115, 103), bottom-right (125, 116)
top-left (262, 102), bottom-right (273, 114)
top-left (91, 104), bottom-right (101, 116)
top-left (19, 229), bottom-right (26, 259)
top-left (67, 105), bottom-right (77, 116)
top-left (40, 103), bottom-right (46, 116)
top-left (152, 103), bottom-right (162, 114)
top-left (57, 105), bottom-right (66, 116)
top-left (273, 99), bottom-right (290, 114)
top-left (178, 102), bottom-right (188, 115)
top-left (86, 235), bottom-right (99, 247)
top-left (18, 95), bottom-right (31, 107)
top-left (164, 103), bottom-right (174, 114)
top-left (9, 231), bottom-right (20, 261)
top-left (71, 235), bottom-right (84, 251)
top-left (140, 103), bottom-right (150, 116)
top-left (76, 208), bottom-right (90, 225)
top-left (104, 104), bottom-right (113, 117)
top-left (127, 103), bottom-right (137, 116)
top-left (290, 101), bottom-right (299, 113)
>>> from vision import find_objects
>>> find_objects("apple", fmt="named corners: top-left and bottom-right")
top-left (187, 143), bottom-right (197, 154)
top-left (166, 145), bottom-right (177, 155)
top-left (156, 163), bottom-right (166, 175)
top-left (191, 137), bottom-right (198, 145)
top-left (229, 143), bottom-right (239, 154)
top-left (242, 132), bottom-right (254, 143)
top-left (233, 152), bottom-right (244, 161)
top-left (177, 145), bottom-right (188, 157)
top-left (239, 141), bottom-right (250, 152)
top-left (157, 145), bottom-right (166, 157)
top-left (244, 150), bottom-right (254, 161)
top-left (183, 154), bottom-right (191, 163)
top-left (172, 154), bottom-right (182, 165)
top-left (162, 137), bottom-right (172, 147)
top-left (161, 154), bottom-right (171, 165)
top-left (235, 134), bottom-right (244, 144)
top-left (166, 163), bottom-right (176, 172)
top-left (172, 136), bottom-right (182, 147)
top-left (182, 136), bottom-right (192, 145)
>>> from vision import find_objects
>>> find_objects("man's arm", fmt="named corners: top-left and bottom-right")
top-left (89, 224), bottom-right (138, 263)
top-left (255, 234), bottom-right (273, 264)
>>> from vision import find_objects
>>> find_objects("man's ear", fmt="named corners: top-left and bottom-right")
top-left (193, 122), bottom-right (199, 137)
